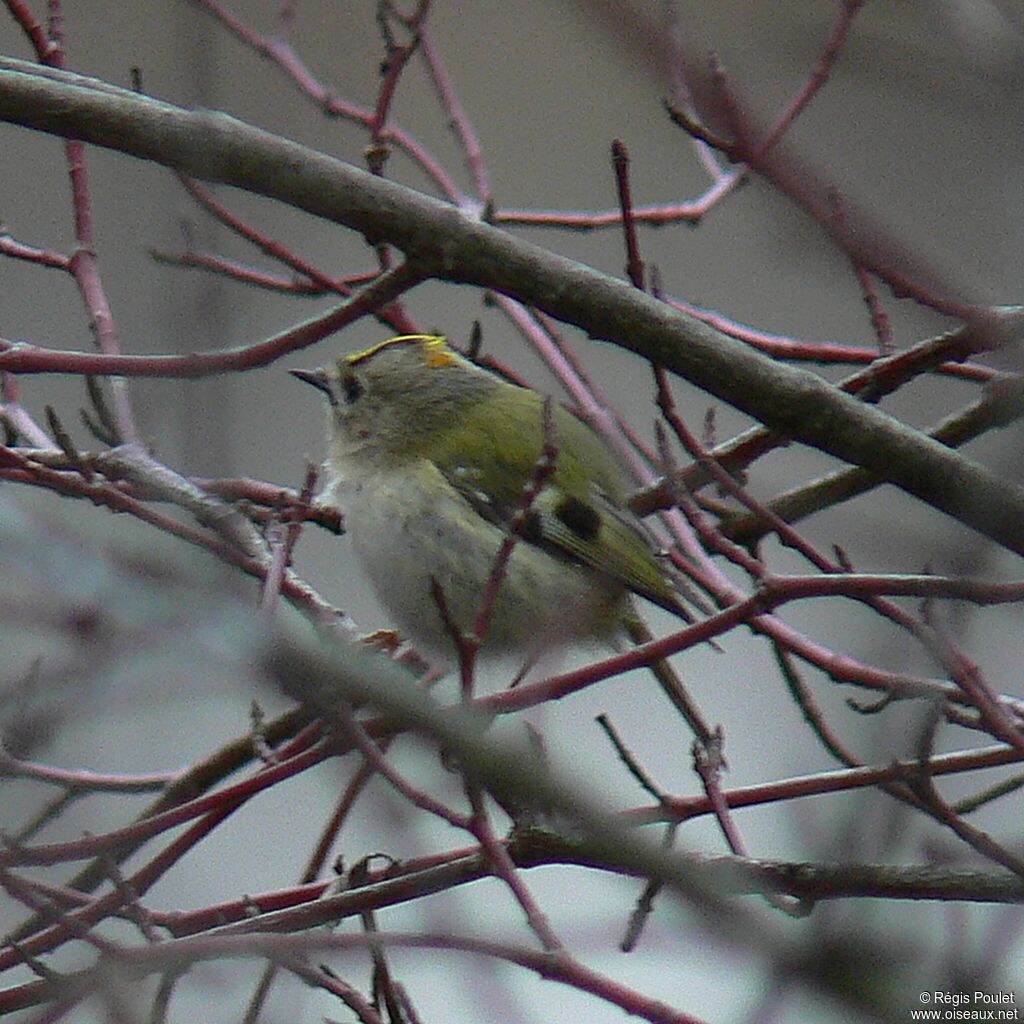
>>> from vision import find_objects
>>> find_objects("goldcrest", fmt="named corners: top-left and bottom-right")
top-left (292, 334), bottom-right (688, 664)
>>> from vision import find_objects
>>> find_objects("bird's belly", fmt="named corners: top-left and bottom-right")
top-left (339, 468), bottom-right (621, 661)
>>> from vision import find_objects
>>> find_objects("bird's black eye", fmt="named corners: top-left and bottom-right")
top-left (341, 373), bottom-right (364, 403)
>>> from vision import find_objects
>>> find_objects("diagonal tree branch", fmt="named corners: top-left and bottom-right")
top-left (2, 57), bottom-right (1024, 555)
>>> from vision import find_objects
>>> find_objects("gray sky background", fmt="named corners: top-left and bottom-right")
top-left (3, 2), bottom-right (1024, 1021)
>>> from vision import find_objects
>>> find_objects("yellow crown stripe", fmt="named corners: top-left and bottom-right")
top-left (345, 334), bottom-right (454, 368)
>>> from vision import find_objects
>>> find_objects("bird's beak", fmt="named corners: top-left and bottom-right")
top-left (289, 367), bottom-right (336, 406)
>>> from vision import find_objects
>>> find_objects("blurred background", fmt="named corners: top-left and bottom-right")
top-left (3, 1), bottom-right (1024, 1021)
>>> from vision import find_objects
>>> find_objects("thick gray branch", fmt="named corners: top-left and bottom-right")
top-left (2, 57), bottom-right (1024, 554)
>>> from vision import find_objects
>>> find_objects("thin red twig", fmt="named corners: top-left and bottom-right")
top-left (754, 0), bottom-right (867, 161)
top-left (611, 139), bottom-right (645, 290)
top-left (0, 261), bottom-right (426, 378)
top-left (466, 785), bottom-right (563, 951)
top-left (414, 22), bottom-right (490, 205)
top-left (191, 0), bottom-right (464, 202)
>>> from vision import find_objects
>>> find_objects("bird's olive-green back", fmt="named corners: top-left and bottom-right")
top-left (422, 384), bottom-right (626, 506)
top-left (421, 382), bottom-right (681, 613)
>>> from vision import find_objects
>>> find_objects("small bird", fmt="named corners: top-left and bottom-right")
top-left (292, 334), bottom-right (691, 666)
